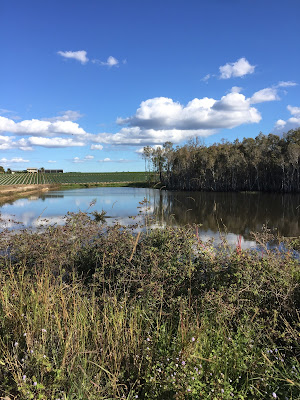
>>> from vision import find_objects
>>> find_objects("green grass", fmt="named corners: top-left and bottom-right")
top-left (0, 212), bottom-right (299, 399)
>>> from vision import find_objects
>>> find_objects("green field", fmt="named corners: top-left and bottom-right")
top-left (0, 172), bottom-right (148, 185)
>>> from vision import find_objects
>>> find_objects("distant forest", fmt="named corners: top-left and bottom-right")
top-left (143, 128), bottom-right (300, 192)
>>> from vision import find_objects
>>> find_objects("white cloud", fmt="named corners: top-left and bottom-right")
top-left (287, 105), bottom-right (300, 117)
top-left (98, 94), bottom-right (260, 145)
top-left (230, 86), bottom-right (243, 93)
top-left (72, 155), bottom-right (95, 163)
top-left (98, 158), bottom-right (111, 162)
top-left (0, 157), bottom-right (29, 164)
top-left (219, 57), bottom-right (255, 79)
top-left (250, 87), bottom-right (279, 104)
top-left (201, 74), bottom-right (211, 82)
top-left (92, 56), bottom-right (119, 67)
top-left (120, 94), bottom-right (260, 129)
top-left (57, 50), bottom-right (89, 64)
top-left (274, 105), bottom-right (300, 134)
top-left (0, 116), bottom-right (87, 137)
top-left (47, 160), bottom-right (57, 163)
top-left (44, 110), bottom-right (83, 122)
top-left (27, 137), bottom-right (86, 148)
top-left (276, 81), bottom-right (297, 88)
top-left (90, 144), bottom-right (104, 150)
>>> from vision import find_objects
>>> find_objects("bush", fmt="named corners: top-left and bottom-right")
top-left (0, 213), bottom-right (299, 399)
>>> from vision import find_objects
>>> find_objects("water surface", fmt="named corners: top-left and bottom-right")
top-left (0, 187), bottom-right (299, 249)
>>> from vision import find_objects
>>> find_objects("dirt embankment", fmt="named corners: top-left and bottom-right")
top-left (0, 184), bottom-right (61, 203)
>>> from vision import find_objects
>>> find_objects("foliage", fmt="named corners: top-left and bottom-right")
top-left (144, 129), bottom-right (300, 192)
top-left (0, 213), bottom-right (299, 399)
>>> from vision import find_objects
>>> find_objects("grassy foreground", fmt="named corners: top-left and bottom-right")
top-left (0, 213), bottom-right (299, 399)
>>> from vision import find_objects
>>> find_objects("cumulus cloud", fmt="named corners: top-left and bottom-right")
top-left (121, 95), bottom-right (260, 130)
top-left (57, 50), bottom-right (89, 64)
top-left (274, 105), bottom-right (300, 134)
top-left (97, 94), bottom-right (260, 145)
top-left (0, 116), bottom-right (87, 137)
top-left (250, 87), bottom-right (279, 104)
top-left (92, 56), bottom-right (119, 67)
top-left (90, 144), bottom-right (104, 150)
top-left (219, 58), bottom-right (255, 79)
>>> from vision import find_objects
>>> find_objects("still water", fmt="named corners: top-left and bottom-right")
top-left (0, 187), bottom-right (299, 248)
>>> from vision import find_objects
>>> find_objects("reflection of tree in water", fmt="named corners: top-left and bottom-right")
top-left (152, 191), bottom-right (300, 239)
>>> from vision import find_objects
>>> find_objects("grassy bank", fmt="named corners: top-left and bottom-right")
top-left (0, 213), bottom-right (299, 399)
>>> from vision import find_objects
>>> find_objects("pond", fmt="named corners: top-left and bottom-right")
top-left (0, 187), bottom-right (299, 249)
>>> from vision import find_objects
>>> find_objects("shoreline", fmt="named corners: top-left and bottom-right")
top-left (0, 184), bottom-right (61, 203)
top-left (0, 182), bottom-right (154, 204)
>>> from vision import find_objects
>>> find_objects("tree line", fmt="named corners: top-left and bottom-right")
top-left (143, 128), bottom-right (300, 192)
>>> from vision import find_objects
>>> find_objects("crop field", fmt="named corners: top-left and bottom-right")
top-left (0, 172), bottom-right (148, 185)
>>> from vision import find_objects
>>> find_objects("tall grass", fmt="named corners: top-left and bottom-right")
top-left (0, 213), bottom-right (299, 399)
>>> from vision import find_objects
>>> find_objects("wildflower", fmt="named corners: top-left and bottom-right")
top-left (23, 333), bottom-right (27, 337)
top-left (14, 342), bottom-right (18, 347)
top-left (22, 375), bottom-right (26, 381)
top-left (146, 337), bottom-right (150, 342)
top-left (272, 393), bottom-right (277, 399)
top-left (135, 395), bottom-right (138, 398)
top-left (41, 329), bottom-right (47, 333)
top-left (191, 337), bottom-right (195, 342)
top-left (221, 389), bottom-right (224, 393)
top-left (33, 382), bottom-right (37, 386)
top-left (182, 361), bottom-right (186, 366)
top-left (30, 349), bottom-right (34, 354)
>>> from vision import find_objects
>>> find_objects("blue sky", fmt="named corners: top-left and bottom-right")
top-left (1, 0), bottom-right (300, 172)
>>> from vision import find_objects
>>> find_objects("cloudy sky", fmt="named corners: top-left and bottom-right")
top-left (1, 0), bottom-right (300, 172)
